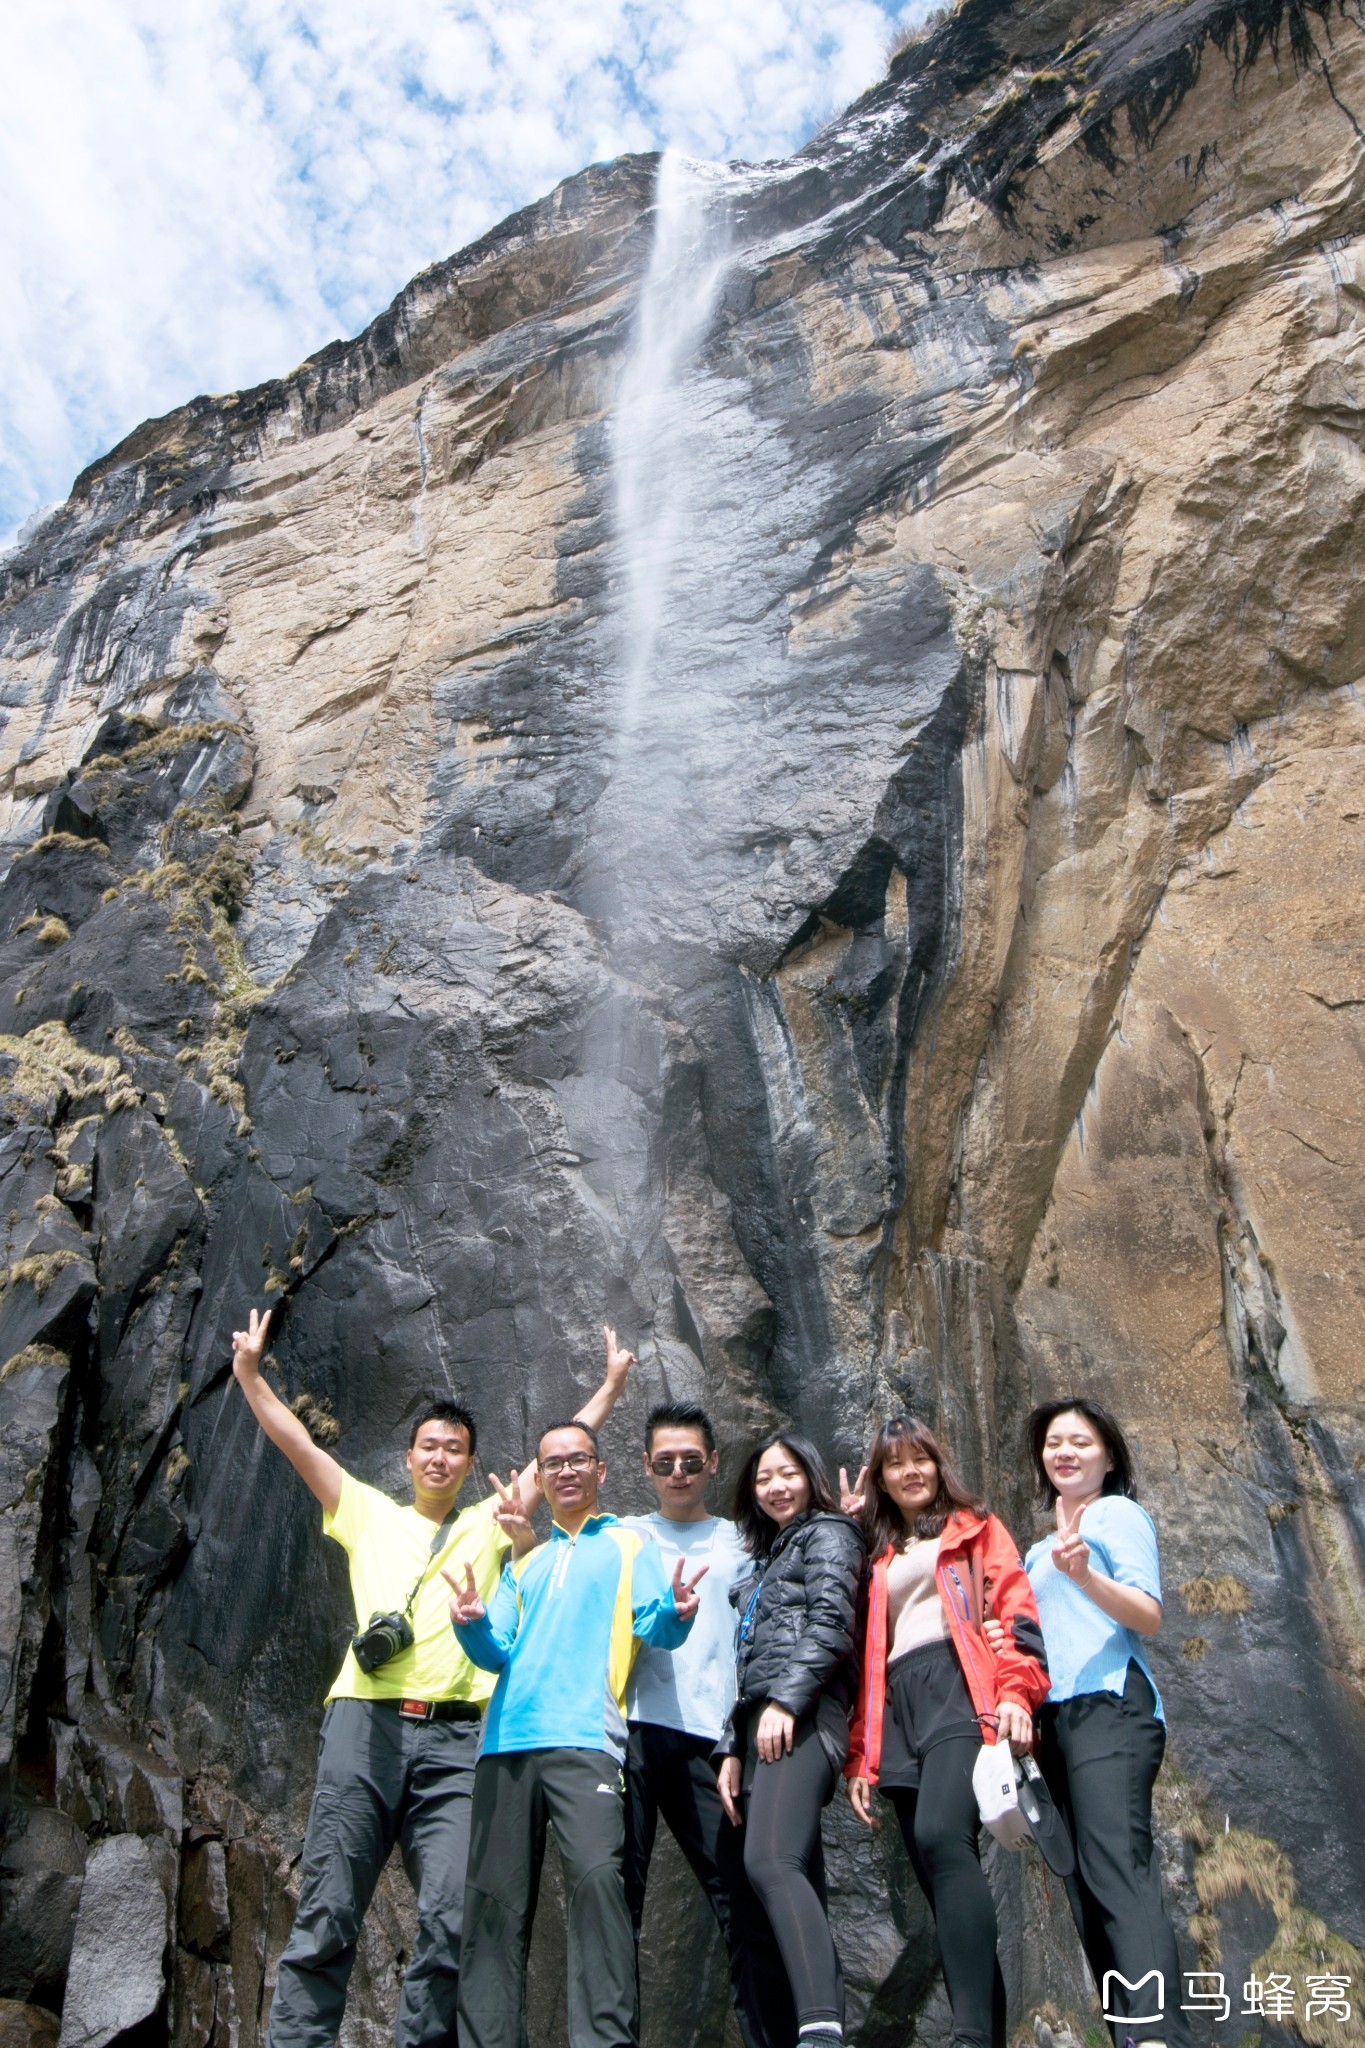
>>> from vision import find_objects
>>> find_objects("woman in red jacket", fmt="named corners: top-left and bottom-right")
top-left (845, 1419), bottom-right (1050, 2048)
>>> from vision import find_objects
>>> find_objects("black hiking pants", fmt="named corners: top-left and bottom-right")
top-left (1039, 1665), bottom-right (1193, 2048)
top-left (623, 1722), bottom-right (793, 2048)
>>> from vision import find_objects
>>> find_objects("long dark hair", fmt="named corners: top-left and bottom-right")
top-left (1028, 1397), bottom-right (1136, 1506)
top-left (860, 1417), bottom-right (985, 1554)
top-left (732, 1433), bottom-right (838, 1558)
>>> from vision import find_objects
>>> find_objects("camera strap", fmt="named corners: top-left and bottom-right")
top-left (402, 1510), bottom-right (460, 1619)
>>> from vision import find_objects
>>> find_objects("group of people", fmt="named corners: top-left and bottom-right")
top-left (230, 1304), bottom-right (1190, 2048)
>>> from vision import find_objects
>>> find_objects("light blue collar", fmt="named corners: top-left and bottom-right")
top-left (548, 1512), bottom-right (618, 1540)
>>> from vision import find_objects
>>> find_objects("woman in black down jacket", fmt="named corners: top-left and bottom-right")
top-left (716, 1433), bottom-right (867, 2048)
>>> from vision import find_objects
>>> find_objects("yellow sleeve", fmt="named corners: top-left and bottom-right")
top-left (322, 1470), bottom-right (382, 1553)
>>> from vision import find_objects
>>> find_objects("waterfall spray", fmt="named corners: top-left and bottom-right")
top-left (589, 148), bottom-right (824, 952)
top-left (612, 152), bottom-right (733, 736)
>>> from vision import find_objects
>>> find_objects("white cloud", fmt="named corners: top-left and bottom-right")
top-left (0, 0), bottom-right (932, 543)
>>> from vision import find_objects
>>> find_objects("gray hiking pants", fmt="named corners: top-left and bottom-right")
top-left (267, 1698), bottom-right (479, 2048)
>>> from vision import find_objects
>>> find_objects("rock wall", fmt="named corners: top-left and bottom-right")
top-left (2, 1), bottom-right (1364, 2045)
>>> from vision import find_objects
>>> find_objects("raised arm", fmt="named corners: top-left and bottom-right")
top-left (1059, 1552), bottom-right (1163, 1636)
top-left (576, 1324), bottom-right (636, 1434)
top-left (506, 1324), bottom-right (637, 1521)
top-left (1054, 1501), bottom-right (1163, 1638)
top-left (488, 1471), bottom-right (539, 1557)
top-left (630, 1545), bottom-right (701, 1650)
top-left (231, 1307), bottom-right (343, 1517)
top-left (447, 1560), bottom-right (522, 1671)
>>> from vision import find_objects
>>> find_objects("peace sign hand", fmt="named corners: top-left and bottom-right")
top-left (231, 1306), bottom-right (272, 1381)
top-left (604, 1325), bottom-right (637, 1388)
top-left (442, 1562), bottom-right (487, 1627)
top-left (1051, 1499), bottom-right (1093, 1586)
top-left (671, 1556), bottom-right (709, 1622)
top-left (1052, 1527), bottom-right (1093, 1587)
top-left (488, 1468), bottom-right (535, 1552)
top-left (839, 1465), bottom-right (869, 1516)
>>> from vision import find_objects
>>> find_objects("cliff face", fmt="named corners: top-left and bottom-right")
top-left (3, 2), bottom-right (1365, 2044)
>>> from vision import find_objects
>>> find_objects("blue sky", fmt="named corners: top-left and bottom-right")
top-left (1, 0), bottom-right (931, 547)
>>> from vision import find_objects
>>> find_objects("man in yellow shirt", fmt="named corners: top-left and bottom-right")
top-left (229, 1305), bottom-right (635, 2048)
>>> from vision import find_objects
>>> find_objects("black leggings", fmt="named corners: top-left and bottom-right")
top-left (742, 1716), bottom-right (843, 2030)
top-left (623, 1723), bottom-right (793, 2048)
top-left (887, 1735), bottom-right (1005, 2048)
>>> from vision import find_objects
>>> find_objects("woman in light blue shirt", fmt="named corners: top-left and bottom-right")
top-left (1018, 1399), bottom-right (1191, 2048)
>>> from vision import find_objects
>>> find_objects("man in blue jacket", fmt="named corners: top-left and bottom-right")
top-left (446, 1419), bottom-right (705, 2048)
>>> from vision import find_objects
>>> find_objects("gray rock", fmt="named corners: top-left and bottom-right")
top-left (223, 1842), bottom-right (270, 2048)
top-left (92, 1106), bottom-right (200, 1362)
top-left (171, 1950), bottom-right (216, 2048)
top-left (74, 1700), bottom-right (184, 1839)
top-left (53, 1451), bottom-right (102, 1724)
top-left (170, 1948), bottom-right (237, 2048)
top-left (0, 1808), bottom-right (87, 2007)
top-left (180, 1839), bottom-right (231, 1962)
top-left (57, 1835), bottom-right (173, 2048)
top-left (0, 1360), bottom-right (70, 1774)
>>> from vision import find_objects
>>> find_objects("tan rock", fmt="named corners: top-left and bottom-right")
top-left (0, 2003), bottom-right (59, 2048)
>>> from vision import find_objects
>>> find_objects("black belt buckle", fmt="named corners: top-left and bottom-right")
top-left (396, 1697), bottom-right (482, 1723)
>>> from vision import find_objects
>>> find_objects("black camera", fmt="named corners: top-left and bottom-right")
top-left (352, 1610), bottom-right (415, 1673)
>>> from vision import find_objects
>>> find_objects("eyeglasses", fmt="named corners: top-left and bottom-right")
top-left (538, 1452), bottom-right (596, 1476)
top-left (649, 1454), bottom-right (708, 1476)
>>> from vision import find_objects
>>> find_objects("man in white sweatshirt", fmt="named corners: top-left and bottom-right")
top-left (620, 1401), bottom-right (791, 2048)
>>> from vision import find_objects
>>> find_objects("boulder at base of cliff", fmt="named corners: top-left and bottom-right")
top-left (56, 1835), bottom-right (174, 2048)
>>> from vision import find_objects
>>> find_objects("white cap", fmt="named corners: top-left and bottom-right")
top-left (972, 1740), bottom-right (1032, 1849)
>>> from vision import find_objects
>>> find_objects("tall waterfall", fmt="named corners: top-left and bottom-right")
top-left (561, 152), bottom-right (741, 1271)
top-left (591, 148), bottom-right (819, 961)
top-left (612, 151), bottom-right (733, 738)
top-left (581, 146), bottom-right (833, 968)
